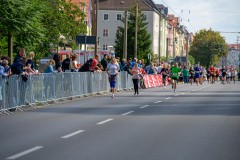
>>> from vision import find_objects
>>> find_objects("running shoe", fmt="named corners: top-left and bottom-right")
top-left (164, 87), bottom-right (166, 89)
top-left (174, 90), bottom-right (176, 93)
top-left (111, 95), bottom-right (114, 98)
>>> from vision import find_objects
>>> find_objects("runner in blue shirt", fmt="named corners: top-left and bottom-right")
top-left (194, 64), bottom-right (201, 86)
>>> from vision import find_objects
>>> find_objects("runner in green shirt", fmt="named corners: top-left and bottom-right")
top-left (189, 67), bottom-right (195, 85)
top-left (182, 66), bottom-right (189, 84)
top-left (170, 63), bottom-right (181, 93)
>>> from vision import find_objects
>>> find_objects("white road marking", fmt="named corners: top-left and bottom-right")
top-left (154, 101), bottom-right (162, 103)
top-left (7, 146), bottom-right (43, 159)
top-left (61, 130), bottom-right (85, 139)
top-left (192, 90), bottom-right (195, 91)
top-left (181, 93), bottom-right (185, 94)
top-left (140, 105), bottom-right (149, 109)
top-left (166, 97), bottom-right (172, 100)
top-left (174, 94), bottom-right (179, 96)
top-left (97, 119), bottom-right (113, 125)
top-left (122, 111), bottom-right (134, 115)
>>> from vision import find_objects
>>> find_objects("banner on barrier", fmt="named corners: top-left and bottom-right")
top-left (142, 74), bottom-right (165, 88)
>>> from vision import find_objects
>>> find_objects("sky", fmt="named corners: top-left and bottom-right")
top-left (154, 0), bottom-right (240, 44)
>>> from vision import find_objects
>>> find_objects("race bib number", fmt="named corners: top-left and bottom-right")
top-left (195, 71), bottom-right (199, 73)
top-left (211, 72), bottom-right (213, 74)
top-left (173, 73), bottom-right (177, 76)
top-left (223, 70), bottom-right (226, 72)
top-left (133, 74), bottom-right (138, 78)
top-left (110, 68), bottom-right (115, 74)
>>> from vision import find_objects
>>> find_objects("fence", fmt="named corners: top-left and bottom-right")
top-left (0, 71), bottom-right (134, 115)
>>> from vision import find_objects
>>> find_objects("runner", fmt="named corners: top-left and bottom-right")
top-left (232, 70), bottom-right (237, 84)
top-left (131, 62), bottom-right (141, 95)
top-left (227, 69), bottom-right (231, 84)
top-left (189, 67), bottom-right (195, 85)
top-left (216, 68), bottom-right (220, 84)
top-left (202, 68), bottom-right (206, 84)
top-left (221, 66), bottom-right (227, 84)
top-left (207, 68), bottom-right (211, 84)
top-left (209, 65), bottom-right (215, 84)
top-left (170, 63), bottom-right (181, 93)
top-left (106, 57), bottom-right (119, 98)
top-left (161, 64), bottom-right (169, 89)
top-left (194, 64), bottom-right (201, 86)
top-left (200, 68), bottom-right (203, 85)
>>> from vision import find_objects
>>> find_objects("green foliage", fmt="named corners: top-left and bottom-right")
top-left (114, 2), bottom-right (153, 61)
top-left (0, 0), bottom-right (87, 61)
top-left (189, 29), bottom-right (228, 67)
top-left (0, 37), bottom-right (8, 56)
top-left (188, 55), bottom-right (195, 66)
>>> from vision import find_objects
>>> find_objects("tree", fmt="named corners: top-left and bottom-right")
top-left (0, 0), bottom-right (87, 63)
top-left (114, 2), bottom-right (152, 61)
top-left (189, 29), bottom-right (228, 67)
top-left (188, 55), bottom-right (195, 67)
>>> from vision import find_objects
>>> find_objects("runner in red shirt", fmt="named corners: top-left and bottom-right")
top-left (209, 65), bottom-right (215, 84)
top-left (216, 68), bottom-right (220, 84)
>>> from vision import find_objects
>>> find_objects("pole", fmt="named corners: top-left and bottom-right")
top-left (186, 33), bottom-right (189, 68)
top-left (173, 28), bottom-right (175, 61)
top-left (166, 38), bottom-right (169, 61)
top-left (95, 0), bottom-right (99, 56)
top-left (158, 14), bottom-right (161, 63)
top-left (78, 44), bottom-right (80, 64)
top-left (123, 11), bottom-right (128, 59)
top-left (8, 33), bottom-right (13, 64)
top-left (84, 35), bottom-right (87, 62)
top-left (134, 3), bottom-right (138, 59)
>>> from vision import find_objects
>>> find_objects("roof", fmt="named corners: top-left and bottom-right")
top-left (97, 0), bottom-right (154, 11)
top-left (228, 44), bottom-right (240, 49)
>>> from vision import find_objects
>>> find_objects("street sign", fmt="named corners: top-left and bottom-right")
top-left (148, 54), bottom-right (151, 60)
top-left (170, 58), bottom-right (174, 62)
top-left (76, 35), bottom-right (96, 44)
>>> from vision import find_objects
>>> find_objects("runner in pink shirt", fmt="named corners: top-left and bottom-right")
top-left (131, 62), bottom-right (141, 95)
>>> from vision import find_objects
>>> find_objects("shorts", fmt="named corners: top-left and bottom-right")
top-left (110, 82), bottom-right (116, 88)
top-left (189, 76), bottom-right (194, 79)
top-left (222, 75), bottom-right (226, 78)
top-left (210, 75), bottom-right (214, 77)
top-left (207, 76), bottom-right (210, 79)
top-left (109, 75), bottom-right (118, 83)
top-left (171, 77), bottom-right (178, 81)
top-left (216, 75), bottom-right (219, 78)
top-left (195, 75), bottom-right (200, 79)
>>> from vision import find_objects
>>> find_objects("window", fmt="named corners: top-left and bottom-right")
top-left (103, 45), bottom-right (108, 50)
top-left (143, 14), bottom-right (148, 20)
top-left (104, 14), bottom-right (109, 20)
top-left (117, 14), bottom-right (122, 21)
top-left (103, 29), bottom-right (108, 36)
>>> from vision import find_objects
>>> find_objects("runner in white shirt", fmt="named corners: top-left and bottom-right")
top-left (232, 70), bottom-right (237, 84)
top-left (227, 70), bottom-right (231, 84)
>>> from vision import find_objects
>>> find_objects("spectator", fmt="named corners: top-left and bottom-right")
top-left (91, 54), bottom-right (99, 70)
top-left (101, 54), bottom-right (108, 71)
top-left (146, 62), bottom-right (154, 74)
top-left (123, 63), bottom-right (132, 75)
top-left (26, 52), bottom-right (38, 74)
top-left (121, 58), bottom-right (127, 69)
top-left (94, 66), bottom-right (102, 73)
top-left (0, 59), bottom-right (11, 77)
top-left (62, 53), bottom-right (71, 72)
top-left (107, 55), bottom-right (111, 63)
top-left (0, 55), bottom-right (11, 73)
top-left (53, 54), bottom-right (62, 72)
top-left (97, 64), bottom-right (104, 71)
top-left (44, 59), bottom-right (56, 73)
top-left (14, 48), bottom-right (26, 63)
top-left (10, 57), bottom-right (28, 76)
top-left (79, 58), bottom-right (93, 72)
top-left (71, 54), bottom-right (81, 72)
top-left (157, 64), bottom-right (162, 74)
top-left (141, 59), bottom-right (146, 71)
top-left (128, 58), bottom-right (132, 64)
top-left (131, 58), bottom-right (137, 68)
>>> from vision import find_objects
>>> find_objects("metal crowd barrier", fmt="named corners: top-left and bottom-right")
top-left (0, 71), bottom-right (133, 115)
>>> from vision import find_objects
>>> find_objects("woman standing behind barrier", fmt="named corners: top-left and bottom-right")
top-left (131, 62), bottom-right (141, 95)
top-left (53, 54), bottom-right (62, 72)
top-left (71, 54), bottom-right (81, 72)
top-left (26, 52), bottom-right (38, 74)
top-left (44, 60), bottom-right (56, 99)
top-left (106, 57), bottom-right (119, 98)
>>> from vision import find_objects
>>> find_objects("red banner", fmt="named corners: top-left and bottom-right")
top-left (142, 75), bottom-right (164, 88)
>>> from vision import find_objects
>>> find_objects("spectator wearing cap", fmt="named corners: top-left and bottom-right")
top-left (101, 54), bottom-right (108, 71)
top-left (79, 58), bottom-right (93, 72)
top-left (91, 54), bottom-right (99, 70)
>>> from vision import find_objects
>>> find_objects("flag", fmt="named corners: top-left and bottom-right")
top-left (87, 0), bottom-right (92, 28)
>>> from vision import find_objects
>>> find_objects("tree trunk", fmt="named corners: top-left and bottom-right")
top-left (8, 33), bottom-right (13, 64)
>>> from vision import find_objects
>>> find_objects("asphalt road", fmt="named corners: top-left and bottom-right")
top-left (1, 81), bottom-right (240, 160)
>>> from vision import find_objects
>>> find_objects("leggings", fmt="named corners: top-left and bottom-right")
top-left (132, 79), bottom-right (139, 93)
